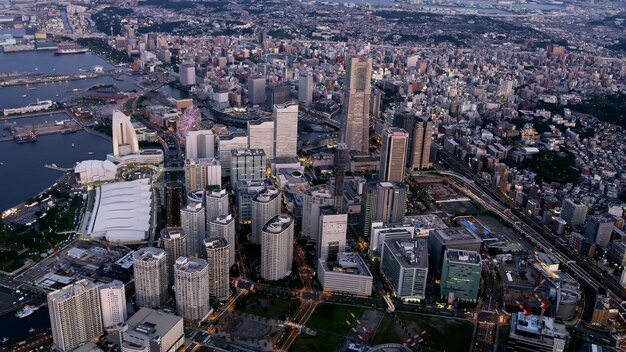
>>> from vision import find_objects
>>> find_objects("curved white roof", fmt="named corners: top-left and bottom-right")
top-left (87, 178), bottom-right (153, 243)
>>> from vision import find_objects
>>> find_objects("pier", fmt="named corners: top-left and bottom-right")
top-left (0, 73), bottom-right (100, 87)
top-left (2, 119), bottom-right (82, 142)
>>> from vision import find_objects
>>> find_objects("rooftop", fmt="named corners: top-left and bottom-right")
top-left (431, 227), bottom-right (483, 244)
top-left (203, 237), bottom-right (229, 249)
top-left (319, 252), bottom-right (373, 277)
top-left (175, 257), bottom-right (208, 273)
top-left (133, 247), bottom-right (166, 262)
top-left (263, 214), bottom-right (294, 234)
top-left (253, 187), bottom-right (281, 203)
top-left (383, 237), bottom-right (428, 269)
top-left (160, 227), bottom-right (186, 240)
top-left (210, 214), bottom-right (234, 225)
top-left (124, 307), bottom-right (182, 341)
top-left (445, 249), bottom-right (481, 265)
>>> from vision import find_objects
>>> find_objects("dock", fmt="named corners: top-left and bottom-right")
top-left (2, 120), bottom-right (83, 142)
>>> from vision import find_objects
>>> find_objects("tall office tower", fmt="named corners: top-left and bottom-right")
top-left (298, 72), bottom-right (313, 105)
top-left (248, 75), bottom-right (266, 106)
top-left (248, 118), bottom-right (275, 161)
top-left (340, 55), bottom-right (372, 152)
top-left (230, 149), bottom-right (267, 187)
top-left (133, 247), bottom-right (168, 309)
top-left (379, 127), bottom-right (409, 182)
top-left (180, 203), bottom-right (206, 257)
top-left (261, 214), bottom-right (295, 281)
top-left (205, 189), bottom-right (229, 226)
top-left (166, 182), bottom-right (184, 226)
top-left (237, 178), bottom-right (273, 224)
top-left (98, 280), bottom-right (127, 328)
top-left (217, 131), bottom-right (248, 176)
top-left (507, 312), bottom-right (569, 352)
top-left (48, 279), bottom-right (103, 352)
top-left (440, 249), bottom-right (482, 302)
top-left (273, 102), bottom-right (298, 159)
top-left (561, 199), bottom-right (588, 227)
top-left (370, 87), bottom-right (382, 118)
top-left (184, 158), bottom-right (222, 190)
top-left (302, 185), bottom-right (336, 241)
top-left (393, 112), bottom-right (433, 170)
top-left (208, 214), bottom-right (236, 266)
top-left (317, 206), bottom-right (347, 261)
top-left (112, 110), bottom-right (139, 157)
top-left (266, 83), bottom-right (292, 110)
top-left (185, 130), bottom-right (215, 159)
top-left (174, 257), bottom-right (211, 322)
top-left (360, 181), bottom-right (408, 237)
top-left (251, 187), bottom-right (282, 244)
top-left (428, 228), bottom-right (483, 278)
top-left (203, 237), bottom-right (231, 300)
top-left (179, 64), bottom-right (196, 86)
top-left (410, 115), bottom-right (433, 170)
top-left (380, 237), bottom-right (428, 301)
top-left (584, 215), bottom-right (615, 249)
top-left (160, 227), bottom-right (188, 285)
top-left (334, 143), bottom-right (349, 211)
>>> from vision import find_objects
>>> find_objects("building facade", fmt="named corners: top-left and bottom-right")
top-left (160, 227), bottom-right (188, 286)
top-left (204, 237), bottom-right (231, 300)
top-left (379, 127), bottom-right (409, 182)
top-left (208, 214), bottom-right (236, 267)
top-left (99, 280), bottom-right (127, 328)
top-left (174, 257), bottom-right (211, 322)
top-left (180, 203), bottom-right (206, 257)
top-left (261, 214), bottom-right (295, 281)
top-left (440, 249), bottom-right (482, 302)
top-left (251, 187), bottom-right (282, 244)
top-left (133, 247), bottom-right (169, 309)
top-left (340, 55), bottom-right (372, 152)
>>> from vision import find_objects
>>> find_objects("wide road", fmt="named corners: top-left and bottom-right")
top-left (436, 148), bottom-right (626, 305)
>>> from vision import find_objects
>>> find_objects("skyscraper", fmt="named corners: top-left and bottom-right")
top-left (265, 83), bottom-right (291, 110)
top-left (133, 247), bottom-right (169, 309)
top-left (409, 115), bottom-right (433, 170)
top-left (208, 214), bottom-right (236, 266)
top-left (185, 130), bottom-right (215, 160)
top-left (248, 75), bottom-right (266, 106)
top-left (174, 257), bottom-right (211, 322)
top-left (251, 187), bottom-right (282, 244)
top-left (317, 206), bottom-right (347, 261)
top-left (184, 158), bottom-right (222, 190)
top-left (360, 182), bottom-right (408, 237)
top-left (48, 279), bottom-right (103, 352)
top-left (160, 227), bottom-right (188, 285)
top-left (441, 249), bottom-right (482, 302)
top-left (584, 215), bottom-right (615, 248)
top-left (334, 143), bottom-right (349, 211)
top-left (98, 280), bottom-right (127, 328)
top-left (180, 203), bottom-right (206, 257)
top-left (379, 127), bottom-right (409, 182)
top-left (302, 185), bottom-right (336, 241)
top-left (230, 149), bottom-right (267, 188)
top-left (273, 102), bottom-right (299, 159)
top-left (341, 55), bottom-right (372, 152)
top-left (261, 214), bottom-right (294, 281)
top-left (298, 72), bottom-right (313, 105)
top-left (205, 188), bottom-right (230, 224)
top-left (248, 118), bottom-right (275, 161)
top-left (203, 237), bottom-right (231, 300)
top-left (112, 110), bottom-right (139, 158)
top-left (217, 132), bottom-right (248, 177)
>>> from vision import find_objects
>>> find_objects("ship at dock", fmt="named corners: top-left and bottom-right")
top-left (54, 43), bottom-right (89, 55)
top-left (15, 305), bottom-right (40, 318)
top-left (14, 131), bottom-right (37, 144)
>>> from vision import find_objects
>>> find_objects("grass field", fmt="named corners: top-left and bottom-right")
top-left (289, 332), bottom-right (344, 352)
top-left (371, 312), bottom-right (475, 351)
top-left (236, 293), bottom-right (300, 320)
top-left (306, 303), bottom-right (364, 335)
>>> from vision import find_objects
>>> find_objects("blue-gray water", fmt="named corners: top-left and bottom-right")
top-left (0, 51), bottom-right (121, 211)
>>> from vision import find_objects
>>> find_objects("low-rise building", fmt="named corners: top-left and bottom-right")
top-left (317, 252), bottom-right (373, 296)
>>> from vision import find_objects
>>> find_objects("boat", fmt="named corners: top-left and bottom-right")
top-left (71, 143), bottom-right (75, 148)
top-left (87, 151), bottom-right (94, 155)
top-left (28, 327), bottom-right (35, 333)
top-left (1, 337), bottom-right (7, 343)
top-left (29, 87), bottom-right (37, 90)
top-left (54, 43), bottom-right (88, 55)
top-left (15, 305), bottom-right (39, 318)
top-left (22, 94), bottom-right (26, 97)
top-left (15, 132), bottom-right (37, 144)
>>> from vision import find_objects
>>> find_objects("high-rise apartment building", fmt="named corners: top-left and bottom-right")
top-left (180, 203), bottom-right (206, 257)
top-left (251, 187), bottom-right (282, 244)
top-left (184, 158), bottom-right (221, 190)
top-left (340, 55), bottom-right (372, 152)
top-left (160, 227), bottom-right (188, 285)
top-left (441, 249), bottom-right (482, 302)
top-left (174, 257), bottom-right (211, 322)
top-left (360, 182), bottom-right (408, 237)
top-left (236, 178), bottom-right (273, 224)
top-left (318, 206), bottom-right (347, 261)
top-left (133, 247), bottom-right (169, 309)
top-left (379, 127), bottom-right (408, 182)
top-left (99, 280), bottom-right (127, 329)
top-left (208, 214), bottom-right (236, 266)
top-left (393, 112), bottom-right (433, 170)
top-left (205, 188), bottom-right (230, 225)
top-left (48, 279), bottom-right (103, 352)
top-left (273, 102), bottom-right (298, 159)
top-left (203, 237), bottom-right (231, 300)
top-left (185, 130), bottom-right (215, 160)
top-left (261, 214), bottom-right (294, 281)
top-left (561, 199), bottom-right (588, 227)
